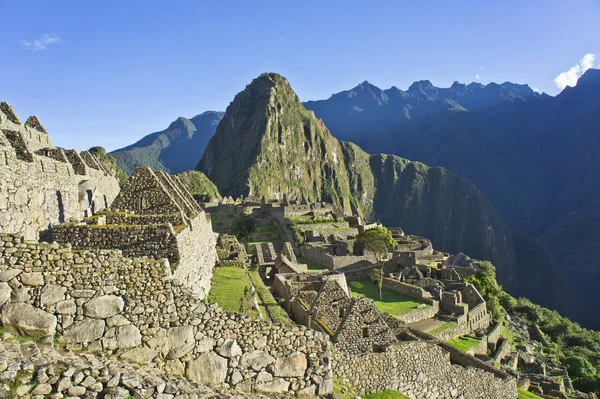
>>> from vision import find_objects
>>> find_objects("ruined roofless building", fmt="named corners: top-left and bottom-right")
top-left (52, 166), bottom-right (217, 297)
top-left (0, 102), bottom-right (120, 241)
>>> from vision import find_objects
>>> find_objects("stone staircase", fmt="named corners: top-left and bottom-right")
top-left (0, 333), bottom-right (271, 399)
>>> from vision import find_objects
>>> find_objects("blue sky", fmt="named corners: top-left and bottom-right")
top-left (1, 0), bottom-right (599, 151)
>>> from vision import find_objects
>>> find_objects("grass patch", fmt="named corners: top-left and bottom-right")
top-left (518, 388), bottom-right (545, 399)
top-left (332, 377), bottom-right (358, 399)
top-left (298, 257), bottom-right (327, 272)
top-left (502, 324), bottom-right (516, 350)
top-left (348, 279), bottom-right (429, 317)
top-left (243, 238), bottom-right (284, 246)
top-left (254, 224), bottom-right (278, 233)
top-left (208, 267), bottom-right (258, 318)
top-left (248, 270), bottom-right (292, 325)
top-left (445, 336), bottom-right (482, 352)
top-left (364, 391), bottom-right (411, 399)
top-left (429, 320), bottom-right (457, 336)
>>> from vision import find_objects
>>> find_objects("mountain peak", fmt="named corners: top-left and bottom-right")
top-left (577, 68), bottom-right (600, 86)
top-left (408, 80), bottom-right (435, 93)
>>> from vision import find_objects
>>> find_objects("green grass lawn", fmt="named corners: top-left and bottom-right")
top-left (298, 256), bottom-right (327, 272)
top-left (348, 279), bottom-right (429, 317)
top-left (254, 224), bottom-right (278, 233)
top-left (518, 388), bottom-right (544, 399)
top-left (208, 267), bottom-right (259, 318)
top-left (429, 320), bottom-right (457, 336)
top-left (445, 336), bottom-right (482, 352)
top-left (363, 391), bottom-right (410, 399)
top-left (248, 270), bottom-right (292, 325)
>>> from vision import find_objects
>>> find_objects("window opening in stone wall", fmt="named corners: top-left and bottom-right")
top-left (362, 326), bottom-right (370, 338)
top-left (339, 307), bottom-right (345, 318)
top-left (103, 194), bottom-right (108, 209)
top-left (86, 189), bottom-right (95, 215)
top-left (56, 191), bottom-right (65, 223)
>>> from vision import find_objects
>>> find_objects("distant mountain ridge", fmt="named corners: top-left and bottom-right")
top-left (111, 111), bottom-right (224, 174)
top-left (304, 69), bottom-right (600, 329)
top-left (197, 73), bottom-right (564, 313)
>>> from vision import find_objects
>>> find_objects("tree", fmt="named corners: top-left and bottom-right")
top-left (356, 227), bottom-right (396, 300)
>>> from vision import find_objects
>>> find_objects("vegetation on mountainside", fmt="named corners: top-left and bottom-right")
top-left (177, 170), bottom-right (221, 202)
top-left (198, 73), bottom-right (353, 215)
top-left (88, 146), bottom-right (129, 187)
top-left (111, 112), bottom-right (223, 175)
top-left (467, 261), bottom-right (600, 394)
top-left (348, 279), bottom-right (429, 317)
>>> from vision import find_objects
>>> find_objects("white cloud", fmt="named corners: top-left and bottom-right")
top-left (554, 53), bottom-right (595, 90)
top-left (21, 34), bottom-right (60, 51)
top-left (475, 74), bottom-right (481, 80)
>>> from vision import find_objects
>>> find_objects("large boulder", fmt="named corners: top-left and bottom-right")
top-left (83, 295), bottom-right (124, 318)
top-left (255, 379), bottom-right (290, 394)
top-left (40, 284), bottom-right (67, 306)
top-left (102, 325), bottom-right (142, 350)
top-left (165, 326), bottom-right (195, 359)
top-left (240, 350), bottom-right (276, 371)
top-left (0, 282), bottom-right (12, 306)
top-left (186, 352), bottom-right (227, 385)
top-left (274, 352), bottom-right (307, 377)
top-left (60, 319), bottom-right (105, 343)
top-left (1, 303), bottom-right (57, 337)
top-left (216, 338), bottom-right (242, 358)
top-left (120, 347), bottom-right (158, 364)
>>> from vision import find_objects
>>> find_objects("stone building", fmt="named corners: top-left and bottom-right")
top-left (275, 272), bottom-right (397, 354)
top-left (0, 102), bottom-right (120, 241)
top-left (52, 167), bottom-right (217, 298)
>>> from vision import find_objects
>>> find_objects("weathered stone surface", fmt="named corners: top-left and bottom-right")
top-left (20, 272), bottom-right (44, 286)
top-left (319, 377), bottom-right (334, 395)
top-left (164, 359), bottom-right (185, 376)
top-left (0, 269), bottom-right (21, 282)
top-left (83, 295), bottom-right (124, 318)
top-left (119, 347), bottom-right (158, 364)
top-left (55, 299), bottom-right (76, 315)
top-left (1, 303), bottom-right (57, 336)
top-left (240, 350), bottom-right (275, 371)
top-left (40, 284), bottom-right (66, 306)
top-left (274, 352), bottom-right (307, 377)
top-left (186, 352), bottom-right (227, 385)
top-left (107, 315), bottom-right (130, 327)
top-left (196, 338), bottom-right (215, 353)
top-left (216, 338), bottom-right (242, 358)
top-left (0, 282), bottom-right (11, 306)
top-left (255, 378), bottom-right (290, 394)
top-left (165, 326), bottom-right (194, 359)
top-left (61, 319), bottom-right (105, 343)
top-left (103, 325), bottom-right (141, 350)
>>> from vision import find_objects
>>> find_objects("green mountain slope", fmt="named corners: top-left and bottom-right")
top-left (198, 73), bottom-right (353, 214)
top-left (197, 73), bottom-right (538, 295)
top-left (111, 111), bottom-right (223, 175)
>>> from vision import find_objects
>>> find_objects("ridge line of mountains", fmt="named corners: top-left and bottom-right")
top-left (111, 70), bottom-right (600, 329)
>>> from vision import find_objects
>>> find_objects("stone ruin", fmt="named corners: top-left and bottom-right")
top-left (0, 102), bottom-right (120, 241)
top-left (0, 102), bottom-right (520, 399)
top-left (51, 167), bottom-right (218, 297)
top-left (215, 234), bottom-right (248, 268)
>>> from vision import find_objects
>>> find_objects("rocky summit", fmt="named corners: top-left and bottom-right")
top-left (198, 73), bottom-right (517, 291)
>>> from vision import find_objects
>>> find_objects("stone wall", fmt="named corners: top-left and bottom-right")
top-left (382, 278), bottom-right (433, 302)
top-left (333, 341), bottom-right (516, 398)
top-left (0, 107), bottom-right (120, 242)
top-left (0, 233), bottom-right (333, 396)
top-left (299, 244), bottom-right (377, 270)
top-left (51, 213), bottom-right (216, 298)
top-left (398, 303), bottom-right (439, 324)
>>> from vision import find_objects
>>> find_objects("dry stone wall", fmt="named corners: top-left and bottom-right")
top-left (0, 233), bottom-right (333, 396)
top-left (333, 341), bottom-right (516, 399)
top-left (0, 105), bottom-right (120, 242)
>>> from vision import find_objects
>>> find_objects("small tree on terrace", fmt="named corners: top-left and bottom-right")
top-left (356, 227), bottom-right (396, 300)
